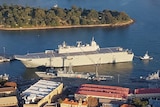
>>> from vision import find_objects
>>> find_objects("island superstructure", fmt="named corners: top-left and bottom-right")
top-left (14, 37), bottom-right (134, 68)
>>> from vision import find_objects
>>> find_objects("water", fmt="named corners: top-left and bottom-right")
top-left (0, 0), bottom-right (160, 88)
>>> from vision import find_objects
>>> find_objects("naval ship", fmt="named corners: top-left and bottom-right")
top-left (14, 37), bottom-right (134, 68)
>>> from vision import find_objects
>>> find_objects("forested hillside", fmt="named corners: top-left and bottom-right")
top-left (0, 4), bottom-right (132, 28)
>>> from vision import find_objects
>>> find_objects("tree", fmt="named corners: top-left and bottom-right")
top-left (80, 18), bottom-right (87, 25)
top-left (65, 11), bottom-right (72, 20)
top-left (0, 4), bottom-right (132, 28)
top-left (71, 16), bottom-right (80, 25)
top-left (0, 12), bottom-right (3, 24)
top-left (87, 9), bottom-right (99, 20)
top-left (105, 12), bottom-right (114, 24)
top-left (33, 8), bottom-right (46, 26)
top-left (119, 12), bottom-right (130, 21)
top-left (132, 98), bottom-right (148, 107)
top-left (46, 10), bottom-right (56, 19)
top-left (51, 16), bottom-right (60, 26)
top-left (71, 5), bottom-right (78, 11)
top-left (87, 97), bottom-right (98, 107)
top-left (55, 8), bottom-right (66, 18)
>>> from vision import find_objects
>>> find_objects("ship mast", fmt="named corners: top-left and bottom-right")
top-left (68, 63), bottom-right (73, 73)
top-left (95, 64), bottom-right (99, 77)
top-left (95, 58), bottom-right (101, 78)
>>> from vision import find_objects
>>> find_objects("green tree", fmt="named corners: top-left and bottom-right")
top-left (118, 12), bottom-right (130, 21)
top-left (0, 4), bottom-right (132, 28)
top-left (71, 16), bottom-right (80, 25)
top-left (0, 12), bottom-right (3, 24)
top-left (33, 8), bottom-right (46, 26)
top-left (87, 9), bottom-right (99, 20)
top-left (132, 98), bottom-right (148, 107)
top-left (80, 18), bottom-right (87, 25)
top-left (55, 8), bottom-right (66, 18)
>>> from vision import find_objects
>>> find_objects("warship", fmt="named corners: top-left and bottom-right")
top-left (14, 37), bottom-right (134, 68)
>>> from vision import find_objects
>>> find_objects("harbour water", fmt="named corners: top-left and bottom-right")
top-left (0, 0), bottom-right (160, 88)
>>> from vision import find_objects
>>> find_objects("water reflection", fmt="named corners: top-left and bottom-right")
top-left (22, 68), bottom-right (39, 80)
top-left (73, 62), bottom-right (133, 74)
top-left (142, 60), bottom-right (150, 65)
top-left (69, 62), bottom-right (133, 87)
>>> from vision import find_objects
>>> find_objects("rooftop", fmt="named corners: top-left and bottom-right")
top-left (75, 84), bottom-right (130, 99)
top-left (134, 88), bottom-right (160, 94)
top-left (0, 87), bottom-right (16, 92)
top-left (22, 79), bottom-right (61, 99)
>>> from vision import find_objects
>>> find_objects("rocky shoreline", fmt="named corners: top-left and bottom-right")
top-left (0, 19), bottom-right (134, 31)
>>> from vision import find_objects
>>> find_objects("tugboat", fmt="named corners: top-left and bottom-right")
top-left (140, 51), bottom-right (153, 60)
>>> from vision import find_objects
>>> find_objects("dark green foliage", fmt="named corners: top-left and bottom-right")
top-left (0, 5), bottom-right (131, 28)
top-left (131, 98), bottom-right (149, 107)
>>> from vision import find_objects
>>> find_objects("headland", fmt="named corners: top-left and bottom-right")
top-left (0, 19), bottom-right (134, 31)
top-left (0, 5), bottom-right (134, 31)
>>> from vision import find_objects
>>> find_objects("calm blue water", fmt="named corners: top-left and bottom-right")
top-left (0, 0), bottom-right (160, 88)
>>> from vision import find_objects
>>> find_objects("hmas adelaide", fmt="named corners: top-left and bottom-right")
top-left (14, 38), bottom-right (134, 68)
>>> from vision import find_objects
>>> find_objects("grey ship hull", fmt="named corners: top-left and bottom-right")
top-left (14, 47), bottom-right (134, 68)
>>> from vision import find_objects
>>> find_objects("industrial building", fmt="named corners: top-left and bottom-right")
top-left (21, 79), bottom-right (63, 107)
top-left (133, 88), bottom-right (160, 98)
top-left (75, 84), bottom-right (130, 102)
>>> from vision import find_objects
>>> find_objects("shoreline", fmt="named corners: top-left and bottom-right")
top-left (0, 19), bottom-right (134, 31)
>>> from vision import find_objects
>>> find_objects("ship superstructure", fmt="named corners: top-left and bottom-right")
top-left (14, 37), bottom-right (134, 68)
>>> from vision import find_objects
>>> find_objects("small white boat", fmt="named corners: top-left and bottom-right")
top-left (91, 75), bottom-right (114, 81)
top-left (35, 68), bottom-right (57, 78)
top-left (0, 56), bottom-right (10, 63)
top-left (35, 71), bottom-right (56, 78)
top-left (0, 73), bottom-right (9, 81)
top-left (140, 51), bottom-right (153, 60)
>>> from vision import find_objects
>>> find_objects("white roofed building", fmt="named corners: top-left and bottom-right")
top-left (21, 79), bottom-right (63, 107)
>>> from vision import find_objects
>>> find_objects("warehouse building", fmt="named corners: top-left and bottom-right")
top-left (75, 84), bottom-right (130, 102)
top-left (21, 79), bottom-right (63, 107)
top-left (133, 88), bottom-right (160, 98)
